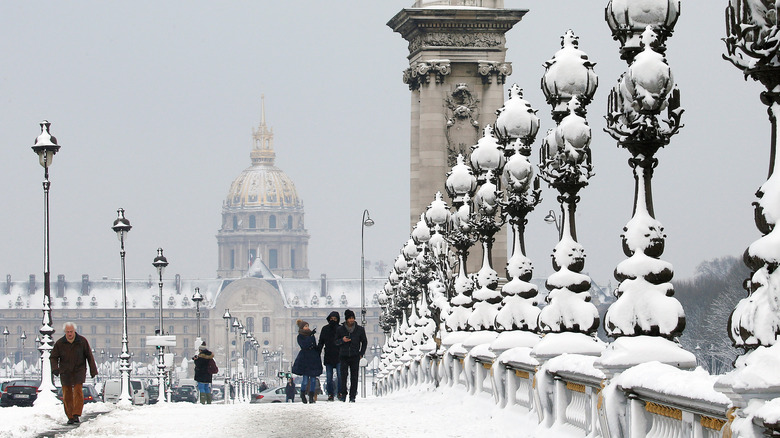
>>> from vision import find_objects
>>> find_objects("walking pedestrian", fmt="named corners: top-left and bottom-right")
top-left (50, 322), bottom-right (98, 425)
top-left (291, 319), bottom-right (323, 404)
top-left (285, 378), bottom-right (296, 402)
top-left (317, 311), bottom-right (342, 401)
top-left (334, 309), bottom-right (367, 402)
top-left (192, 342), bottom-right (216, 404)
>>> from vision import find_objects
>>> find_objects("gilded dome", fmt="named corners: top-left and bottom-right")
top-left (224, 103), bottom-right (303, 210)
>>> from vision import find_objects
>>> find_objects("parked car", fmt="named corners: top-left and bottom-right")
top-left (211, 385), bottom-right (224, 401)
top-left (147, 385), bottom-right (159, 404)
top-left (250, 386), bottom-right (292, 403)
top-left (102, 380), bottom-right (149, 405)
top-left (56, 384), bottom-right (99, 404)
top-left (0, 380), bottom-right (40, 407)
top-left (171, 385), bottom-right (198, 403)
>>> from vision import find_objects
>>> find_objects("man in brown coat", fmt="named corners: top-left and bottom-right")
top-left (50, 322), bottom-right (98, 425)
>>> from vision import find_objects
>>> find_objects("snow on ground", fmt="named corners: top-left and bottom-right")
top-left (0, 386), bottom-right (538, 438)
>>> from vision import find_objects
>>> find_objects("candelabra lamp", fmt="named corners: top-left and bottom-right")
top-left (494, 84), bottom-right (543, 333)
top-left (537, 30), bottom-right (600, 339)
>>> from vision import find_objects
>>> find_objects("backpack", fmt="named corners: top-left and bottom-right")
top-left (207, 358), bottom-right (219, 375)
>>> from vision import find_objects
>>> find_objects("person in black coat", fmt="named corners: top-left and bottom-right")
top-left (292, 319), bottom-right (323, 404)
top-left (285, 378), bottom-right (296, 402)
top-left (192, 342), bottom-right (215, 404)
top-left (317, 311), bottom-right (342, 401)
top-left (334, 309), bottom-right (367, 402)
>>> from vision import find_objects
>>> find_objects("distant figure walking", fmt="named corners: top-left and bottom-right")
top-left (192, 342), bottom-right (216, 404)
top-left (50, 322), bottom-right (98, 425)
top-left (285, 378), bottom-right (296, 403)
top-left (317, 311), bottom-right (342, 401)
top-left (334, 309), bottom-right (367, 402)
top-left (292, 320), bottom-right (323, 404)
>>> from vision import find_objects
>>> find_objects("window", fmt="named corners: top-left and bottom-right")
top-left (140, 312), bottom-right (145, 319)
top-left (184, 338), bottom-right (189, 349)
top-left (269, 215), bottom-right (277, 229)
top-left (105, 313), bottom-right (111, 318)
top-left (246, 317), bottom-right (255, 333)
top-left (233, 215), bottom-right (238, 230)
top-left (262, 317), bottom-right (270, 333)
top-left (183, 326), bottom-right (188, 334)
top-left (287, 215), bottom-right (293, 229)
top-left (169, 325), bottom-right (174, 334)
top-left (140, 326), bottom-right (146, 334)
top-left (140, 337), bottom-right (146, 348)
top-left (249, 215), bottom-right (256, 229)
top-left (269, 249), bottom-right (278, 269)
top-left (230, 250), bottom-right (235, 269)
top-left (105, 325), bottom-right (111, 334)
top-left (91, 325), bottom-right (96, 334)
top-left (291, 249), bottom-right (296, 269)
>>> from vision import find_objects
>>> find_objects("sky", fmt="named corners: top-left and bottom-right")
top-left (0, 1), bottom-right (766, 294)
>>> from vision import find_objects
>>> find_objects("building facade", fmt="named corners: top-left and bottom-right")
top-left (217, 97), bottom-right (310, 279)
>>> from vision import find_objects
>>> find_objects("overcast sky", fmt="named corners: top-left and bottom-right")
top-left (0, 2), bottom-right (765, 293)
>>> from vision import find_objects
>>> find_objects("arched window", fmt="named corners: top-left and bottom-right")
top-left (249, 215), bottom-right (256, 229)
top-left (269, 215), bottom-right (277, 229)
top-left (287, 215), bottom-right (293, 229)
top-left (246, 317), bottom-right (255, 333)
top-left (232, 215), bottom-right (238, 230)
top-left (262, 317), bottom-right (270, 332)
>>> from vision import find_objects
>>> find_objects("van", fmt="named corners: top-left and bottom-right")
top-left (102, 379), bottom-right (148, 405)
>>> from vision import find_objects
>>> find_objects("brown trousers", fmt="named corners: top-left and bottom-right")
top-left (62, 384), bottom-right (84, 420)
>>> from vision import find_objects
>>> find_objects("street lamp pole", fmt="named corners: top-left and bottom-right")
top-left (222, 309), bottom-right (231, 404)
top-left (20, 332), bottom-right (26, 379)
top-left (3, 327), bottom-right (9, 377)
top-left (152, 248), bottom-right (169, 403)
top-left (360, 209), bottom-right (374, 398)
top-left (192, 288), bottom-right (203, 339)
top-left (112, 208), bottom-right (133, 405)
top-left (31, 120), bottom-right (60, 404)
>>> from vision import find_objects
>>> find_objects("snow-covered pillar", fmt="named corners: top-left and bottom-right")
top-left (598, 3), bottom-right (695, 379)
top-left (715, 2), bottom-right (780, 437)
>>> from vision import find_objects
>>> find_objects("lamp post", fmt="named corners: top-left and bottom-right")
top-left (360, 209), bottom-right (374, 399)
top-left (112, 208), bottom-right (133, 405)
top-left (240, 327), bottom-right (248, 401)
top-left (31, 120), bottom-right (60, 404)
top-left (152, 248), bottom-right (169, 403)
top-left (100, 349), bottom-right (105, 382)
top-left (3, 327), bottom-right (9, 377)
top-left (20, 331), bottom-right (26, 379)
top-left (192, 287), bottom-right (203, 339)
top-left (222, 309), bottom-right (231, 404)
top-left (543, 209), bottom-right (561, 237)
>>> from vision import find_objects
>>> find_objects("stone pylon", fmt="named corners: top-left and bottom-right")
top-left (388, 0), bottom-right (527, 274)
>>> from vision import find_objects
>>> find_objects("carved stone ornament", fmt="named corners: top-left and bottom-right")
top-left (402, 59), bottom-right (452, 91)
top-left (408, 32), bottom-right (505, 54)
top-left (445, 83), bottom-right (480, 166)
top-left (478, 61), bottom-right (513, 85)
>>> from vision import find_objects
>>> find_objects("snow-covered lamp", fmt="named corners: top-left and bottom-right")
top-left (445, 154), bottom-right (477, 207)
top-left (606, 0), bottom-right (680, 61)
top-left (494, 84), bottom-right (540, 145)
top-left (541, 31), bottom-right (598, 122)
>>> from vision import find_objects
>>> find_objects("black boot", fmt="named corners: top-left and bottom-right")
top-left (300, 391), bottom-right (308, 404)
top-left (309, 391), bottom-right (316, 404)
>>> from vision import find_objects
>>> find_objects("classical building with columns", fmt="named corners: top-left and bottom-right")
top-left (388, 0), bottom-right (526, 272)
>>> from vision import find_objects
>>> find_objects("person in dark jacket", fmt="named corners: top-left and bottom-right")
top-left (334, 309), bottom-right (367, 402)
top-left (292, 320), bottom-right (323, 404)
top-left (50, 322), bottom-right (98, 425)
top-left (192, 342), bottom-right (215, 404)
top-left (317, 311), bottom-right (342, 401)
top-left (285, 378), bottom-right (296, 402)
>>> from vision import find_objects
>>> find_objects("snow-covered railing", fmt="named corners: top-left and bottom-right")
top-left (550, 371), bottom-right (602, 436)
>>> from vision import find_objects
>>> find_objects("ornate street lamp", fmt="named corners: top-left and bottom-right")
top-left (3, 327), bottom-right (8, 377)
top-left (232, 318), bottom-right (241, 402)
top-left (192, 287), bottom-right (203, 339)
top-left (361, 209), bottom-right (375, 326)
top-left (222, 308), bottom-right (231, 404)
top-left (606, 0), bottom-right (680, 61)
top-left (31, 120), bottom-right (60, 404)
top-left (543, 209), bottom-right (561, 237)
top-left (533, 30), bottom-right (602, 361)
top-left (20, 331), bottom-right (26, 379)
top-left (152, 247), bottom-right (169, 403)
top-left (111, 208), bottom-right (134, 405)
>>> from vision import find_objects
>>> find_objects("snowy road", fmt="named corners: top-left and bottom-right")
top-left (5, 386), bottom-right (537, 438)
